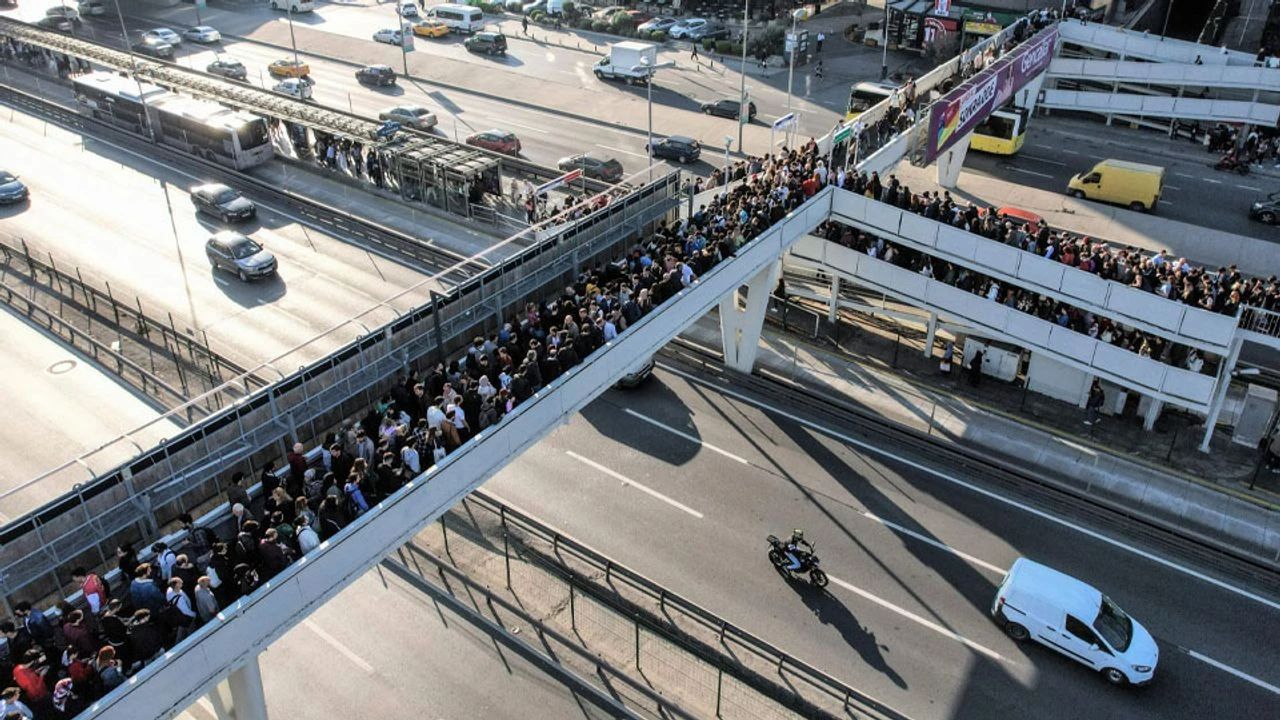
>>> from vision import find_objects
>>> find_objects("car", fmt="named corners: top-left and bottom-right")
top-left (183, 26), bottom-right (222, 44)
top-left (623, 9), bottom-right (652, 23)
top-left (1249, 192), bottom-right (1279, 224)
top-left (379, 105), bottom-right (438, 130)
top-left (143, 28), bottom-right (182, 46)
top-left (0, 171), bottom-right (29, 205)
top-left (464, 32), bottom-right (507, 55)
top-left (412, 19), bottom-right (450, 38)
top-left (992, 558), bottom-right (1159, 687)
top-left (648, 135), bottom-right (701, 164)
top-left (34, 16), bottom-right (75, 33)
top-left (700, 98), bottom-right (756, 120)
top-left (397, 0), bottom-right (418, 16)
top-left (77, 0), bottom-right (108, 17)
top-left (689, 22), bottom-right (728, 41)
top-left (557, 154), bottom-right (624, 183)
top-left (206, 57), bottom-right (248, 81)
top-left (44, 5), bottom-right (80, 22)
top-left (466, 129), bottom-right (521, 155)
top-left (668, 18), bottom-right (708, 39)
top-left (592, 5), bottom-right (625, 19)
top-left (992, 206), bottom-right (1044, 234)
top-left (637, 16), bottom-right (677, 33)
top-left (132, 38), bottom-right (175, 59)
top-left (615, 355), bottom-right (654, 389)
top-left (372, 28), bottom-right (403, 45)
top-left (268, 59), bottom-right (311, 78)
top-left (356, 64), bottom-right (397, 87)
top-left (191, 183), bottom-right (257, 222)
top-left (272, 77), bottom-right (313, 100)
top-left (206, 231), bottom-right (277, 282)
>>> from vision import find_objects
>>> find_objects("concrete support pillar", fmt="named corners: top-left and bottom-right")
top-left (923, 311), bottom-right (938, 358)
top-left (1200, 337), bottom-right (1244, 453)
top-left (1017, 73), bottom-right (1046, 114)
top-left (720, 261), bottom-right (782, 374)
top-left (1142, 397), bottom-right (1164, 431)
top-left (210, 655), bottom-right (269, 720)
top-left (827, 275), bottom-right (840, 324)
top-left (935, 132), bottom-right (972, 189)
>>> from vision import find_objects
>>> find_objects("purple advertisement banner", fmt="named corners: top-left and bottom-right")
top-left (924, 25), bottom-right (1059, 164)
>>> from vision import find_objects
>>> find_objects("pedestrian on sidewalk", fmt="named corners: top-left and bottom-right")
top-left (522, 16), bottom-right (528, 34)
top-left (967, 349), bottom-right (983, 387)
top-left (814, 60), bottom-right (823, 80)
top-left (691, 42), bottom-right (699, 61)
top-left (1084, 380), bottom-right (1105, 426)
top-left (939, 341), bottom-right (954, 377)
top-left (816, 31), bottom-right (825, 53)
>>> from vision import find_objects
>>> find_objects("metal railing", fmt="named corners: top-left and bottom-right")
top-left (0, 162), bottom-right (680, 612)
top-left (1239, 304), bottom-right (1280, 344)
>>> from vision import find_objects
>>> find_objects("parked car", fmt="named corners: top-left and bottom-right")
top-left (372, 28), bottom-right (403, 45)
top-left (591, 5), bottom-right (625, 19)
top-left (701, 98), bottom-right (756, 120)
top-left (0, 171), bottom-right (29, 205)
top-left (206, 231), bottom-right (277, 282)
top-left (132, 38), bottom-right (174, 59)
top-left (268, 59), bottom-right (311, 78)
top-left (557, 154), bottom-right (624, 183)
top-left (1249, 192), bottom-right (1280, 224)
top-left (466, 129), bottom-right (521, 155)
top-left (688, 22), bottom-right (728, 40)
top-left (668, 18), bottom-right (708, 39)
top-left (190, 183), bottom-right (257, 223)
top-left (143, 28), bottom-right (182, 46)
top-left (397, 0), bottom-right (418, 17)
top-left (44, 5), bottom-right (80, 22)
top-left (356, 64), bottom-right (397, 86)
top-left (272, 77), bottom-right (313, 100)
top-left (379, 105), bottom-right (438, 130)
top-left (464, 32), bottom-right (507, 55)
top-left (34, 16), bottom-right (75, 33)
top-left (183, 26), bottom-right (222, 44)
top-left (623, 9), bottom-right (652, 23)
top-left (412, 19), bottom-right (450, 38)
top-left (648, 136), bottom-right (701, 164)
top-left (637, 16), bottom-right (677, 33)
top-left (77, 0), bottom-right (108, 17)
top-left (206, 57), bottom-right (248, 81)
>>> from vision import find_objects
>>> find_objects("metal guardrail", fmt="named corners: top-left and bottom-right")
top-left (1240, 304), bottom-right (1280, 344)
top-left (455, 490), bottom-right (907, 720)
top-left (0, 164), bottom-right (681, 611)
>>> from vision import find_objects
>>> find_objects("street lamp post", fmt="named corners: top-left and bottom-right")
top-left (737, 0), bottom-right (749, 153)
top-left (112, 0), bottom-right (154, 140)
top-left (286, 9), bottom-right (301, 67)
top-left (1161, 0), bottom-right (1174, 36)
top-left (785, 9), bottom-right (798, 113)
top-left (638, 57), bottom-right (675, 181)
top-left (880, 0), bottom-right (889, 80)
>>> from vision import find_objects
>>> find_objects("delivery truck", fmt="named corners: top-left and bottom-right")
top-left (594, 41), bottom-right (658, 85)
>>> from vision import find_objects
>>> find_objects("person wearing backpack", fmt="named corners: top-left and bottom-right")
top-left (163, 578), bottom-right (197, 644)
top-left (71, 568), bottom-right (109, 615)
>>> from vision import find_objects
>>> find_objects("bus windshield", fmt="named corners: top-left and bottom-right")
top-left (975, 112), bottom-right (1016, 140)
top-left (848, 86), bottom-right (893, 115)
top-left (236, 119), bottom-right (270, 150)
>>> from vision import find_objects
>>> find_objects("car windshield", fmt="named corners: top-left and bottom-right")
top-left (1093, 595), bottom-right (1133, 652)
top-left (213, 189), bottom-right (238, 204)
top-left (0, 173), bottom-right (15, 184)
top-left (229, 240), bottom-right (262, 259)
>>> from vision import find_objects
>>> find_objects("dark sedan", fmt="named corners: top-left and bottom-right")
top-left (206, 58), bottom-right (248, 82)
top-left (0, 171), bottom-right (29, 205)
top-left (355, 64), bottom-right (397, 87)
top-left (1249, 192), bottom-right (1280, 224)
top-left (557, 154), bottom-right (625, 183)
top-left (132, 38), bottom-right (174, 59)
top-left (700, 98), bottom-right (757, 121)
top-left (648, 136), bottom-right (701, 164)
top-left (191, 183), bottom-right (257, 222)
top-left (206, 231), bottom-right (276, 282)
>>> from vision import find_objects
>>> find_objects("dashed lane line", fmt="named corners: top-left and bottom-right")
top-left (622, 408), bottom-right (750, 464)
top-left (566, 450), bottom-right (704, 519)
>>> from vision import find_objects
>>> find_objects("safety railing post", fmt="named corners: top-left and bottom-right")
top-left (569, 583), bottom-right (576, 630)
top-left (715, 666), bottom-right (724, 717)
top-left (502, 530), bottom-right (511, 589)
top-left (634, 615), bottom-right (641, 669)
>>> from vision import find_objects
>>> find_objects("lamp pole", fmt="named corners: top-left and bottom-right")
top-left (287, 8), bottom-right (300, 67)
top-left (880, 0), bottom-right (889, 80)
top-left (644, 59), bottom-right (654, 181)
top-left (785, 10), bottom-right (797, 113)
top-left (112, 0), bottom-right (153, 140)
top-left (1161, 0), bottom-right (1174, 36)
top-left (737, 0), bottom-right (749, 153)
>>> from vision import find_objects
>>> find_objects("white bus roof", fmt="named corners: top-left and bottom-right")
top-left (76, 71), bottom-right (167, 103)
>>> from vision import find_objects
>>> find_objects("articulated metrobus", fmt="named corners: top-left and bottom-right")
top-left (846, 81), bottom-right (898, 120)
top-left (72, 72), bottom-right (274, 170)
top-left (969, 105), bottom-right (1029, 155)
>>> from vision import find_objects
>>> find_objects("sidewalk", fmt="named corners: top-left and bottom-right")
top-left (675, 306), bottom-right (1280, 561)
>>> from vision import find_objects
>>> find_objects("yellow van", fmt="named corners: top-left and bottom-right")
top-left (1067, 160), bottom-right (1164, 212)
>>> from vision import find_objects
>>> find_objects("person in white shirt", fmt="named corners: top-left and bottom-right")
top-left (426, 401), bottom-right (446, 430)
top-left (166, 578), bottom-right (197, 639)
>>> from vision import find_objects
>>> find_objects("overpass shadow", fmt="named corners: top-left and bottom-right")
top-left (579, 376), bottom-right (701, 466)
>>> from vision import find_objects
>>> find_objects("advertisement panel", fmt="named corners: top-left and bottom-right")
top-left (923, 25), bottom-right (1058, 164)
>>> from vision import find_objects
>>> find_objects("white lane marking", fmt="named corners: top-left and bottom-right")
top-left (566, 450), bottom-right (704, 519)
top-left (1236, 184), bottom-right (1262, 191)
top-left (498, 120), bottom-right (549, 134)
top-left (858, 511), bottom-right (1006, 575)
top-left (304, 619), bottom-right (375, 673)
top-left (1163, 184), bottom-right (1181, 191)
top-left (213, 276), bottom-right (230, 287)
top-left (1060, 148), bottom-right (1080, 155)
top-left (827, 576), bottom-right (1009, 663)
top-left (1010, 167), bottom-right (1054, 179)
top-left (659, 364), bottom-right (1280, 612)
top-left (1159, 200), bottom-right (1173, 206)
top-left (1021, 155), bottom-right (1067, 166)
top-left (1176, 172), bottom-right (1196, 179)
top-left (1188, 650), bottom-right (1280, 696)
top-left (1204, 178), bottom-right (1222, 184)
top-left (597, 144), bottom-right (649, 159)
top-left (623, 408), bottom-right (749, 464)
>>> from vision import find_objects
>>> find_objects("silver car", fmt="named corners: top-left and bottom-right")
top-left (379, 105), bottom-right (438, 130)
top-left (206, 231), bottom-right (277, 281)
top-left (183, 26), bottom-right (222, 44)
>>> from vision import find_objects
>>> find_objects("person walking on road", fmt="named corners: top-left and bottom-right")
top-left (1084, 380), bottom-right (1105, 426)
top-left (967, 349), bottom-right (984, 387)
top-left (816, 31), bottom-right (825, 53)
top-left (522, 15), bottom-right (528, 34)
top-left (690, 41), bottom-right (699, 61)
top-left (814, 59), bottom-right (824, 79)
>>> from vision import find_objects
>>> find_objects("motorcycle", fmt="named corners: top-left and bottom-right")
top-left (766, 534), bottom-right (829, 588)
top-left (1213, 154), bottom-right (1251, 175)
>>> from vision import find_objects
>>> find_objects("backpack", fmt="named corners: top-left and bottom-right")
top-left (160, 595), bottom-right (191, 629)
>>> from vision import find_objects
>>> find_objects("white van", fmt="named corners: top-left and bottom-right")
top-left (992, 558), bottom-right (1159, 686)
top-left (425, 3), bottom-right (484, 33)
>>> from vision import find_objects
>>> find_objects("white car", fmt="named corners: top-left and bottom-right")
top-left (668, 18), bottom-right (708, 39)
top-left (45, 6), bottom-right (81, 22)
top-left (183, 26), bottom-right (222, 44)
top-left (272, 78), bottom-right (313, 100)
top-left (372, 28), bottom-right (403, 45)
top-left (397, 1), bottom-right (418, 17)
top-left (143, 28), bottom-right (182, 46)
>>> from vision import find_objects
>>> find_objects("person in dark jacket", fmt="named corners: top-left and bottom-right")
top-left (257, 530), bottom-right (293, 580)
top-left (126, 610), bottom-right (165, 672)
top-left (206, 543), bottom-right (237, 608)
top-left (128, 564), bottom-right (164, 614)
top-left (98, 600), bottom-right (131, 670)
top-left (60, 610), bottom-right (97, 660)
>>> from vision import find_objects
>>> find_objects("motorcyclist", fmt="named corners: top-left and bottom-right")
top-left (783, 529), bottom-right (815, 572)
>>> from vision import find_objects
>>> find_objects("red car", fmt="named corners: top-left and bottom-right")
top-left (466, 129), bottom-right (521, 156)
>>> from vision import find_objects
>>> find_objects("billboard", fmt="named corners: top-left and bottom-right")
top-left (923, 25), bottom-right (1058, 164)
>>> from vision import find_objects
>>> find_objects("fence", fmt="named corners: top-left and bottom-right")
top-left (0, 167), bottom-right (681, 614)
top-left (415, 490), bottom-right (906, 720)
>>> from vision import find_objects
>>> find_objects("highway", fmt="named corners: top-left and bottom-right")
top-left (476, 361), bottom-right (1280, 720)
top-left (0, 97), bottom-right (438, 372)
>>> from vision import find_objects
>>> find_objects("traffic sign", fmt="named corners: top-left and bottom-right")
top-left (534, 168), bottom-right (582, 195)
top-left (772, 113), bottom-right (797, 131)
top-left (376, 120), bottom-right (402, 139)
top-left (833, 124), bottom-right (852, 144)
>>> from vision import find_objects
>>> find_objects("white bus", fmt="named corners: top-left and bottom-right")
top-left (424, 4), bottom-right (484, 33)
top-left (269, 0), bottom-right (315, 13)
top-left (72, 72), bottom-right (274, 170)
